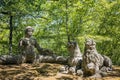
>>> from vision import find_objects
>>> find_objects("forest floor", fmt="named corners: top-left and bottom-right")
top-left (0, 63), bottom-right (120, 80)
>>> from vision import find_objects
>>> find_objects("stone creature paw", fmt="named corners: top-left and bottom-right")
top-left (76, 69), bottom-right (83, 76)
top-left (59, 65), bottom-right (69, 74)
top-left (100, 66), bottom-right (112, 72)
top-left (89, 73), bottom-right (102, 78)
top-left (68, 67), bottom-right (76, 75)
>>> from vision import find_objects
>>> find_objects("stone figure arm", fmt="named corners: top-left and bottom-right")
top-left (19, 39), bottom-right (23, 47)
top-left (34, 39), bottom-right (43, 54)
top-left (34, 39), bottom-right (54, 55)
top-left (18, 39), bottom-right (24, 54)
top-left (18, 38), bottom-right (27, 47)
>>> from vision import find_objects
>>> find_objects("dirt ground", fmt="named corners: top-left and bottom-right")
top-left (0, 63), bottom-right (120, 80)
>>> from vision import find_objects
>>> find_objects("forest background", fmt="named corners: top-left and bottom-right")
top-left (0, 0), bottom-right (120, 65)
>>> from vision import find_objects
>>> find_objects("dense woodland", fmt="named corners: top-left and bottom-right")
top-left (0, 0), bottom-right (120, 65)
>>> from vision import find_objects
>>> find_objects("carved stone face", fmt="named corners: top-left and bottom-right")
top-left (85, 39), bottom-right (96, 50)
top-left (25, 26), bottom-right (34, 37)
top-left (67, 41), bottom-right (77, 50)
top-left (26, 29), bottom-right (33, 36)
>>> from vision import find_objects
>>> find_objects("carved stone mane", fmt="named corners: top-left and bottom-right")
top-left (83, 39), bottom-right (104, 77)
top-left (82, 38), bottom-right (113, 78)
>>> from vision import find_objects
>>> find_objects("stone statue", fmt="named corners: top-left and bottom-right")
top-left (67, 41), bottom-right (82, 65)
top-left (35, 49), bottom-right (67, 64)
top-left (82, 38), bottom-right (112, 78)
top-left (19, 26), bottom-right (43, 63)
top-left (19, 26), bottom-right (67, 64)
top-left (60, 41), bottom-right (83, 75)
top-left (0, 26), bottom-right (67, 65)
top-left (101, 55), bottom-right (112, 72)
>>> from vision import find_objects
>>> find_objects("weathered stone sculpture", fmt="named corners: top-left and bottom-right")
top-left (35, 54), bottom-right (67, 64)
top-left (19, 26), bottom-right (43, 63)
top-left (101, 55), bottom-right (112, 72)
top-left (67, 41), bottom-right (82, 66)
top-left (83, 39), bottom-right (103, 77)
top-left (82, 38), bottom-right (112, 77)
top-left (60, 41), bottom-right (83, 75)
top-left (0, 26), bottom-right (67, 65)
top-left (19, 26), bottom-right (67, 64)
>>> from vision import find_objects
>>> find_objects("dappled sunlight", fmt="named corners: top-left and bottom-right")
top-left (0, 63), bottom-right (120, 80)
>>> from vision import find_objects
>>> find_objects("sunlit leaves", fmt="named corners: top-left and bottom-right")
top-left (0, 0), bottom-right (120, 65)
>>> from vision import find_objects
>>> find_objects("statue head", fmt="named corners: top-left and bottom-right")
top-left (25, 26), bottom-right (34, 36)
top-left (67, 41), bottom-right (77, 50)
top-left (85, 38), bottom-right (96, 50)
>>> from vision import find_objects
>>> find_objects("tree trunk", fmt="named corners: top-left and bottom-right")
top-left (9, 15), bottom-right (13, 55)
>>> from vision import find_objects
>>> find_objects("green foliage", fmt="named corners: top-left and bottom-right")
top-left (0, 0), bottom-right (120, 65)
